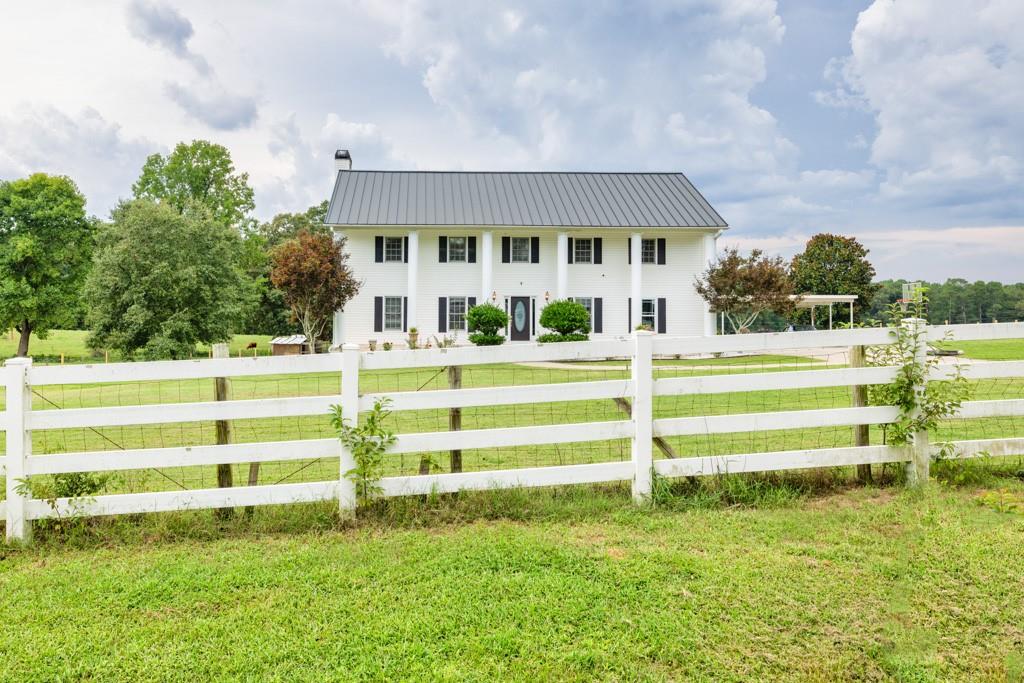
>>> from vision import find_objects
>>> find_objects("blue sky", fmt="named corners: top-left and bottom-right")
top-left (1, 0), bottom-right (1022, 281)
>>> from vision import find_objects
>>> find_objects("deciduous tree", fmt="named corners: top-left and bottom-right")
top-left (270, 230), bottom-right (360, 352)
top-left (695, 247), bottom-right (796, 333)
top-left (790, 233), bottom-right (879, 323)
top-left (132, 140), bottom-right (255, 228)
top-left (0, 174), bottom-right (94, 356)
top-left (84, 199), bottom-right (254, 359)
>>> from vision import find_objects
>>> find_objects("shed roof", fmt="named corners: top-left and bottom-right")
top-left (325, 171), bottom-right (727, 228)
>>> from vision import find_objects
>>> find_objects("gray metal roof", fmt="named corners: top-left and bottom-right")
top-left (325, 171), bottom-right (727, 228)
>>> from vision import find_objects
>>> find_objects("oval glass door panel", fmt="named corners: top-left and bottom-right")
top-left (514, 301), bottom-right (527, 330)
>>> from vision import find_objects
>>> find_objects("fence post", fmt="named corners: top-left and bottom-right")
top-left (338, 343), bottom-right (360, 517)
top-left (903, 318), bottom-right (930, 486)
top-left (850, 345), bottom-right (872, 484)
top-left (5, 357), bottom-right (32, 543)
top-left (631, 330), bottom-right (654, 504)
top-left (212, 343), bottom-right (234, 520)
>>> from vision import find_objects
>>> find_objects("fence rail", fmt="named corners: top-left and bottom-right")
top-left (5, 321), bottom-right (1024, 543)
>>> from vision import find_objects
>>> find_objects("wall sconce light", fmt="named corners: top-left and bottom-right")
top-left (490, 290), bottom-right (497, 302)
top-left (544, 291), bottom-right (550, 302)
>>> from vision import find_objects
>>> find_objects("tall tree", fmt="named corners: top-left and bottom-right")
top-left (132, 140), bottom-right (255, 228)
top-left (270, 230), bottom-right (360, 352)
top-left (695, 247), bottom-right (796, 333)
top-left (240, 201), bottom-right (332, 335)
top-left (84, 199), bottom-right (254, 359)
top-left (790, 233), bottom-right (879, 323)
top-left (0, 174), bottom-right (94, 356)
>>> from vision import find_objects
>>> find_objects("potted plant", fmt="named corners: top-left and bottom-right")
top-left (368, 339), bottom-right (377, 351)
top-left (407, 326), bottom-right (419, 349)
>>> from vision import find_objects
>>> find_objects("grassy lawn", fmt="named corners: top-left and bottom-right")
top-left (0, 329), bottom-right (275, 363)
top-left (2, 478), bottom-right (1023, 681)
top-left (941, 338), bottom-right (1024, 361)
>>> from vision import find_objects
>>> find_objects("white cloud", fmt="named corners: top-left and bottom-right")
top-left (126, 0), bottom-right (210, 75)
top-left (822, 0), bottom-right (1024, 208)
top-left (165, 81), bottom-right (259, 130)
top-left (0, 105), bottom-right (156, 218)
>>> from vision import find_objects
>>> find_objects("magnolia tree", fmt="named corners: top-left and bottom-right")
top-left (695, 247), bottom-right (796, 333)
top-left (270, 230), bottom-right (360, 352)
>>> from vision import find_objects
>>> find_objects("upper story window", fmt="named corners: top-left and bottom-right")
top-left (574, 238), bottom-right (593, 264)
top-left (511, 237), bottom-right (531, 263)
top-left (641, 238), bottom-right (657, 264)
top-left (384, 237), bottom-right (404, 263)
top-left (448, 236), bottom-right (467, 262)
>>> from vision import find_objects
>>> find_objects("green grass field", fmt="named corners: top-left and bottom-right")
top-left (940, 338), bottom-right (1024, 361)
top-left (0, 329), bottom-right (275, 363)
top-left (4, 332), bottom-right (1024, 679)
top-left (2, 479), bottom-right (1024, 681)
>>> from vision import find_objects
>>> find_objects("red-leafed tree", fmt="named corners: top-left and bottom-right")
top-left (270, 230), bottom-right (360, 352)
top-left (695, 247), bottom-right (797, 333)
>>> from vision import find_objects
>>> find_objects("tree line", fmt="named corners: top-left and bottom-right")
top-left (0, 140), bottom-right (359, 358)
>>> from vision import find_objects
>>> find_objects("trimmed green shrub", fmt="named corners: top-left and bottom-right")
top-left (537, 332), bottom-right (589, 343)
top-left (469, 332), bottom-right (504, 345)
top-left (539, 300), bottom-right (589, 339)
top-left (466, 303), bottom-right (508, 345)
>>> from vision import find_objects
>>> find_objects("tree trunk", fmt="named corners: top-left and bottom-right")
top-left (16, 321), bottom-right (31, 357)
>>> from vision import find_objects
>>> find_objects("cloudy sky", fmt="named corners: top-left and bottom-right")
top-left (2, 0), bottom-right (1022, 281)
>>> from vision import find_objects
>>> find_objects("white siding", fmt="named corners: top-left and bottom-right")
top-left (336, 227), bottom-right (715, 346)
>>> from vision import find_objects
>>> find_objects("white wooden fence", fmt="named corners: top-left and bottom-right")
top-left (4, 321), bottom-right (1024, 542)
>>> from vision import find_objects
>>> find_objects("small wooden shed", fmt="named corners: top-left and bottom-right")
top-left (269, 334), bottom-right (308, 356)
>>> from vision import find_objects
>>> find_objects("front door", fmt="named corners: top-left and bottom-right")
top-left (510, 297), bottom-right (531, 341)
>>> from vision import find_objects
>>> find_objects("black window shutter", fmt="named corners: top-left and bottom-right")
top-left (468, 236), bottom-right (477, 263)
top-left (467, 296), bottom-right (477, 329)
top-left (594, 237), bottom-right (603, 264)
top-left (438, 236), bottom-right (448, 263)
top-left (628, 298), bottom-right (632, 331)
top-left (402, 297), bottom-right (408, 331)
top-left (530, 236), bottom-right (540, 263)
top-left (567, 237), bottom-right (574, 264)
top-left (657, 298), bottom-right (667, 334)
top-left (501, 236), bottom-right (511, 263)
top-left (374, 236), bottom-right (384, 263)
top-left (403, 236), bottom-right (409, 263)
top-left (594, 298), bottom-right (603, 333)
top-left (627, 237), bottom-right (631, 264)
top-left (531, 299), bottom-right (536, 335)
top-left (373, 297), bottom-right (383, 332)
top-left (438, 297), bottom-right (447, 333)
top-left (657, 238), bottom-right (666, 265)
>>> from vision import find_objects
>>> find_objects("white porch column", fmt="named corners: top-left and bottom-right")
top-left (332, 230), bottom-right (346, 347)
top-left (480, 230), bottom-right (493, 304)
top-left (406, 230), bottom-right (419, 330)
top-left (556, 231), bottom-right (568, 299)
top-left (630, 232), bottom-right (642, 331)
top-left (703, 232), bottom-right (718, 336)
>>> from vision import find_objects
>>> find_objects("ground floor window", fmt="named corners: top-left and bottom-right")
top-left (641, 299), bottom-right (656, 330)
top-left (448, 296), bottom-right (467, 331)
top-left (384, 296), bottom-right (403, 330)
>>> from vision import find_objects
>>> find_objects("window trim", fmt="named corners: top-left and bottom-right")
top-left (571, 297), bottom-right (594, 332)
top-left (641, 238), bottom-right (657, 264)
top-left (573, 237), bottom-right (593, 264)
top-left (510, 236), bottom-right (531, 263)
top-left (641, 298), bottom-right (656, 330)
top-left (383, 296), bottom-right (404, 331)
top-left (383, 236), bottom-right (404, 263)
top-left (447, 236), bottom-right (467, 262)
top-left (448, 296), bottom-right (468, 331)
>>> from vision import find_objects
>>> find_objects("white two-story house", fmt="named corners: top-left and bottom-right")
top-left (327, 150), bottom-right (726, 346)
